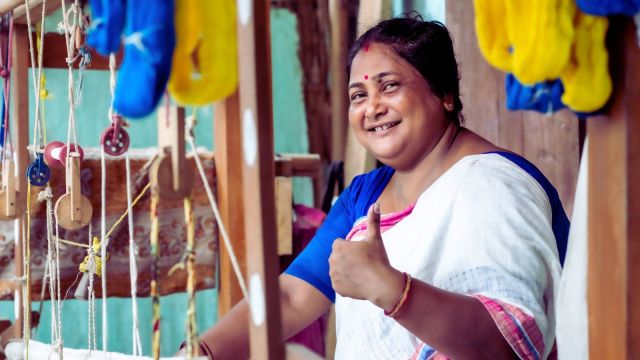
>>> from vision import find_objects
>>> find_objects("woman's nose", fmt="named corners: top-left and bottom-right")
top-left (364, 94), bottom-right (387, 121)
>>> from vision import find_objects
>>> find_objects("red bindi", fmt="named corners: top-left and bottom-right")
top-left (364, 75), bottom-right (369, 80)
top-left (363, 42), bottom-right (370, 52)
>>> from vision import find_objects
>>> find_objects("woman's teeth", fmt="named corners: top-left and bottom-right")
top-left (372, 122), bottom-right (399, 132)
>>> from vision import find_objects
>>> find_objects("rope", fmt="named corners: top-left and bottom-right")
top-left (0, 14), bottom-right (14, 170)
top-left (59, 0), bottom-right (80, 173)
top-left (24, 183), bottom-right (32, 360)
top-left (185, 116), bottom-right (248, 299)
top-left (149, 192), bottom-right (161, 360)
top-left (24, 0), bottom-right (47, 156)
top-left (125, 154), bottom-right (143, 356)
top-left (86, 226), bottom-right (97, 352)
top-left (100, 148), bottom-right (108, 355)
top-left (184, 197), bottom-right (197, 359)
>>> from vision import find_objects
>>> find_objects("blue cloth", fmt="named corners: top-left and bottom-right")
top-left (285, 152), bottom-right (570, 302)
top-left (578, 0), bottom-right (640, 16)
top-left (506, 74), bottom-right (566, 114)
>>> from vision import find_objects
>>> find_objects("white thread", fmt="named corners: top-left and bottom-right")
top-left (87, 225), bottom-right (97, 352)
top-left (185, 118), bottom-right (249, 300)
top-left (24, 0), bottom-right (48, 155)
top-left (125, 154), bottom-right (142, 356)
top-left (60, 0), bottom-right (80, 184)
top-left (100, 148), bottom-right (108, 356)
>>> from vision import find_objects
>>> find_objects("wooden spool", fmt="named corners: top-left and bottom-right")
top-left (0, 158), bottom-right (23, 220)
top-left (54, 156), bottom-right (92, 230)
top-left (151, 106), bottom-right (194, 200)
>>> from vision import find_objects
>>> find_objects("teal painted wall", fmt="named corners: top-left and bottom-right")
top-left (1, 8), bottom-right (310, 356)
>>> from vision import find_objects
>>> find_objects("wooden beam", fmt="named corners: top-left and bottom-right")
top-left (329, 0), bottom-right (348, 162)
top-left (236, 0), bottom-right (283, 358)
top-left (27, 32), bottom-right (123, 71)
top-left (11, 23), bottom-right (30, 339)
top-left (0, 0), bottom-right (24, 14)
top-left (587, 17), bottom-right (640, 358)
top-left (214, 92), bottom-right (248, 317)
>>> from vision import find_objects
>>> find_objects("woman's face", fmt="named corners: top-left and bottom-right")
top-left (347, 43), bottom-right (450, 170)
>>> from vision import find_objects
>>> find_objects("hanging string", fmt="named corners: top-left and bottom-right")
top-left (149, 192), bottom-right (161, 360)
top-left (183, 197), bottom-right (197, 359)
top-left (24, 0), bottom-right (48, 157)
top-left (86, 226), bottom-right (98, 352)
top-left (99, 147), bottom-right (108, 355)
top-left (59, 0), bottom-right (81, 173)
top-left (23, 183), bottom-right (32, 360)
top-left (0, 14), bottom-right (14, 172)
top-left (185, 116), bottom-right (248, 299)
top-left (125, 154), bottom-right (143, 356)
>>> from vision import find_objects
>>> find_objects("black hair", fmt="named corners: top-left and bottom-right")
top-left (347, 13), bottom-right (463, 125)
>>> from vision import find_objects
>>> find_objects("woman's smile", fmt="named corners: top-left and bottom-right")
top-left (367, 120), bottom-right (402, 134)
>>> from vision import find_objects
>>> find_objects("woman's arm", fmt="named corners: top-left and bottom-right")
top-left (198, 274), bottom-right (332, 360)
top-left (330, 204), bottom-right (518, 360)
top-left (372, 269), bottom-right (517, 360)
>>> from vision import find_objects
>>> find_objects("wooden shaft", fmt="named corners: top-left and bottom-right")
top-left (236, 0), bottom-right (283, 358)
top-left (11, 22), bottom-right (29, 340)
top-left (214, 93), bottom-right (248, 317)
top-left (587, 18), bottom-right (640, 358)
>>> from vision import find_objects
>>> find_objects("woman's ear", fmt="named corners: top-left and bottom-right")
top-left (443, 94), bottom-right (454, 111)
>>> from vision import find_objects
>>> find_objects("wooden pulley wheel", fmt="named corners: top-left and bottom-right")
top-left (54, 156), bottom-right (93, 230)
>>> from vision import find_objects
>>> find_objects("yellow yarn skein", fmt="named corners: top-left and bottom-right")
top-left (474, 0), bottom-right (512, 72)
top-left (168, 0), bottom-right (238, 105)
top-left (560, 12), bottom-right (611, 113)
top-left (506, 0), bottom-right (576, 85)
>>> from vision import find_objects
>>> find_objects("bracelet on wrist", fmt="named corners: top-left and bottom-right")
top-left (179, 339), bottom-right (214, 359)
top-left (384, 272), bottom-right (412, 318)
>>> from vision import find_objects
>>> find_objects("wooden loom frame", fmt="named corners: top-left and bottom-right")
top-left (2, 0), bottom-right (639, 359)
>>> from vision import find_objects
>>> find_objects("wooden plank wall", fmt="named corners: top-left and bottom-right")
top-left (587, 17), bottom-right (640, 359)
top-left (445, 1), bottom-right (580, 216)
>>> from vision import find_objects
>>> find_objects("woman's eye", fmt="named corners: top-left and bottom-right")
top-left (350, 92), bottom-right (366, 103)
top-left (382, 82), bottom-right (399, 92)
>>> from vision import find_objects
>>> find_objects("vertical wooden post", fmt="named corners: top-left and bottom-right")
top-left (587, 17), bottom-right (640, 358)
top-left (236, 1), bottom-right (283, 358)
top-left (11, 23), bottom-right (30, 338)
top-left (214, 92), bottom-right (248, 317)
top-left (329, 0), bottom-right (348, 162)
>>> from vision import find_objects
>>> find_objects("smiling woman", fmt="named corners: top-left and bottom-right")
top-left (196, 15), bottom-right (569, 360)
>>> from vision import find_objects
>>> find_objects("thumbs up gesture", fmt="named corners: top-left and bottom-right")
top-left (329, 203), bottom-right (404, 310)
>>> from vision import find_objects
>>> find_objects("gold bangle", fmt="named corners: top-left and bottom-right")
top-left (384, 272), bottom-right (412, 318)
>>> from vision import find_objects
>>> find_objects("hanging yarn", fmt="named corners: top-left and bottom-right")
top-left (149, 191), bottom-right (161, 360)
top-left (185, 116), bottom-right (248, 300)
top-left (125, 154), bottom-right (143, 356)
top-left (168, 0), bottom-right (238, 105)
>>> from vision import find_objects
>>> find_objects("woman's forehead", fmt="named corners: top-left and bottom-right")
top-left (349, 43), bottom-right (417, 81)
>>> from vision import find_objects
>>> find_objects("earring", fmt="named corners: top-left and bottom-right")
top-left (445, 103), bottom-right (453, 111)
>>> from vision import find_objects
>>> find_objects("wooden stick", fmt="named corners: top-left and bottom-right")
top-left (236, 0), bottom-right (283, 357)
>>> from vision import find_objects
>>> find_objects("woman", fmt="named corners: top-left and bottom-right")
top-left (196, 16), bottom-right (567, 360)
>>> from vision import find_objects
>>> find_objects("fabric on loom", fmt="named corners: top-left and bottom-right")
top-left (577, 0), bottom-right (640, 16)
top-left (286, 153), bottom-right (568, 359)
top-left (0, 155), bottom-right (218, 300)
top-left (4, 339), bottom-right (208, 359)
top-left (86, 0), bottom-right (125, 56)
top-left (168, 0), bottom-right (238, 105)
top-left (505, 74), bottom-right (566, 113)
top-left (559, 13), bottom-right (612, 113)
top-left (113, 0), bottom-right (175, 118)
